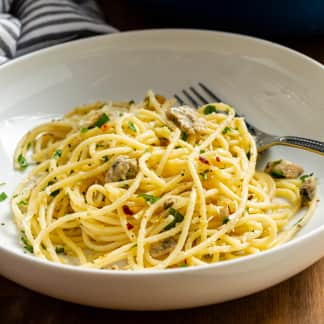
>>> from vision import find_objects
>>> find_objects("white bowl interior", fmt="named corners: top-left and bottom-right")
top-left (0, 29), bottom-right (323, 259)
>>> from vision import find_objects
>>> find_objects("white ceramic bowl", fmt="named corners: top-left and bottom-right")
top-left (0, 30), bottom-right (323, 310)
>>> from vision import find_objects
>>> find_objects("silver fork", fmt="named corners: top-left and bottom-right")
top-left (174, 82), bottom-right (324, 155)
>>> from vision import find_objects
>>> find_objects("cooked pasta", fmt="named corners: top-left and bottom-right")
top-left (11, 91), bottom-right (317, 270)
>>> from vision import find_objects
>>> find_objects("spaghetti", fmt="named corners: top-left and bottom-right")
top-left (11, 91), bottom-right (317, 270)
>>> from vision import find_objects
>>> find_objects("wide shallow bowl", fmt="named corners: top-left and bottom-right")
top-left (0, 30), bottom-right (323, 310)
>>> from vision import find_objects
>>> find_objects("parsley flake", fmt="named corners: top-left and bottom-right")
top-left (50, 189), bottom-right (60, 197)
top-left (53, 149), bottom-right (62, 159)
top-left (222, 127), bottom-right (233, 135)
top-left (128, 121), bottom-right (137, 132)
top-left (200, 170), bottom-right (209, 181)
top-left (55, 246), bottom-right (65, 254)
top-left (95, 113), bottom-right (109, 128)
top-left (164, 208), bottom-right (184, 231)
top-left (300, 173), bottom-right (314, 183)
top-left (203, 105), bottom-right (218, 115)
top-left (270, 170), bottom-right (285, 179)
top-left (223, 217), bottom-right (230, 224)
top-left (80, 127), bottom-right (89, 133)
top-left (0, 192), bottom-right (7, 202)
top-left (128, 100), bottom-right (135, 107)
top-left (181, 132), bottom-right (188, 141)
top-left (17, 154), bottom-right (28, 170)
top-left (138, 193), bottom-right (159, 204)
top-left (21, 231), bottom-right (33, 254)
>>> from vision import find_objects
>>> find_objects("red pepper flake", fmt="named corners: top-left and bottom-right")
top-left (122, 205), bottom-right (133, 215)
top-left (127, 223), bottom-right (134, 230)
top-left (101, 123), bottom-right (109, 131)
top-left (215, 156), bottom-right (221, 162)
top-left (198, 156), bottom-right (209, 165)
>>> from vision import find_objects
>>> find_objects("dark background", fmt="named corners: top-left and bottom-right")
top-left (97, 0), bottom-right (324, 63)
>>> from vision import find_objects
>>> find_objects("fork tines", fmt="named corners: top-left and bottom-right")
top-left (174, 82), bottom-right (222, 108)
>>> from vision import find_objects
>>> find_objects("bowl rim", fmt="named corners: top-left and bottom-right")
top-left (0, 28), bottom-right (323, 276)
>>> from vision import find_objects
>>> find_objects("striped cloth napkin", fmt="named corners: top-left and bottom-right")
top-left (0, 0), bottom-right (117, 64)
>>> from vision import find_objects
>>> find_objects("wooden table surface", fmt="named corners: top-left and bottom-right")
top-left (1, 3), bottom-right (324, 323)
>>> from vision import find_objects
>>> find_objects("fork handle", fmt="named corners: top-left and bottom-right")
top-left (279, 136), bottom-right (324, 155)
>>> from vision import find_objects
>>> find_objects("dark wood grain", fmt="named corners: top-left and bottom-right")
top-left (1, 259), bottom-right (324, 323)
top-left (1, 2), bottom-right (324, 323)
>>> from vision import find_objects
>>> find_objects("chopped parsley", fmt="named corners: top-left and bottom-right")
top-left (300, 173), bottom-right (314, 183)
top-left (96, 143), bottom-right (104, 148)
top-left (138, 193), bottom-right (159, 204)
top-left (200, 170), bottom-right (209, 181)
top-left (270, 170), bottom-right (285, 179)
top-left (53, 149), bottom-right (62, 159)
top-left (50, 189), bottom-right (60, 197)
top-left (295, 217), bottom-right (304, 224)
top-left (94, 113), bottom-right (109, 128)
top-left (222, 127), bottom-right (233, 135)
top-left (17, 154), bottom-right (28, 170)
top-left (0, 192), bottom-right (7, 202)
top-left (128, 121), bottom-right (137, 132)
top-left (222, 217), bottom-right (230, 224)
top-left (18, 200), bottom-right (27, 206)
top-left (181, 132), bottom-right (188, 141)
top-left (203, 105), bottom-right (218, 115)
top-left (164, 208), bottom-right (184, 231)
top-left (199, 149), bottom-right (206, 154)
top-left (21, 231), bottom-right (33, 253)
top-left (80, 127), bottom-right (89, 133)
top-left (26, 142), bottom-right (32, 150)
top-left (128, 100), bottom-right (135, 106)
top-left (102, 155), bottom-right (109, 162)
top-left (246, 150), bottom-right (251, 160)
top-left (55, 246), bottom-right (65, 254)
